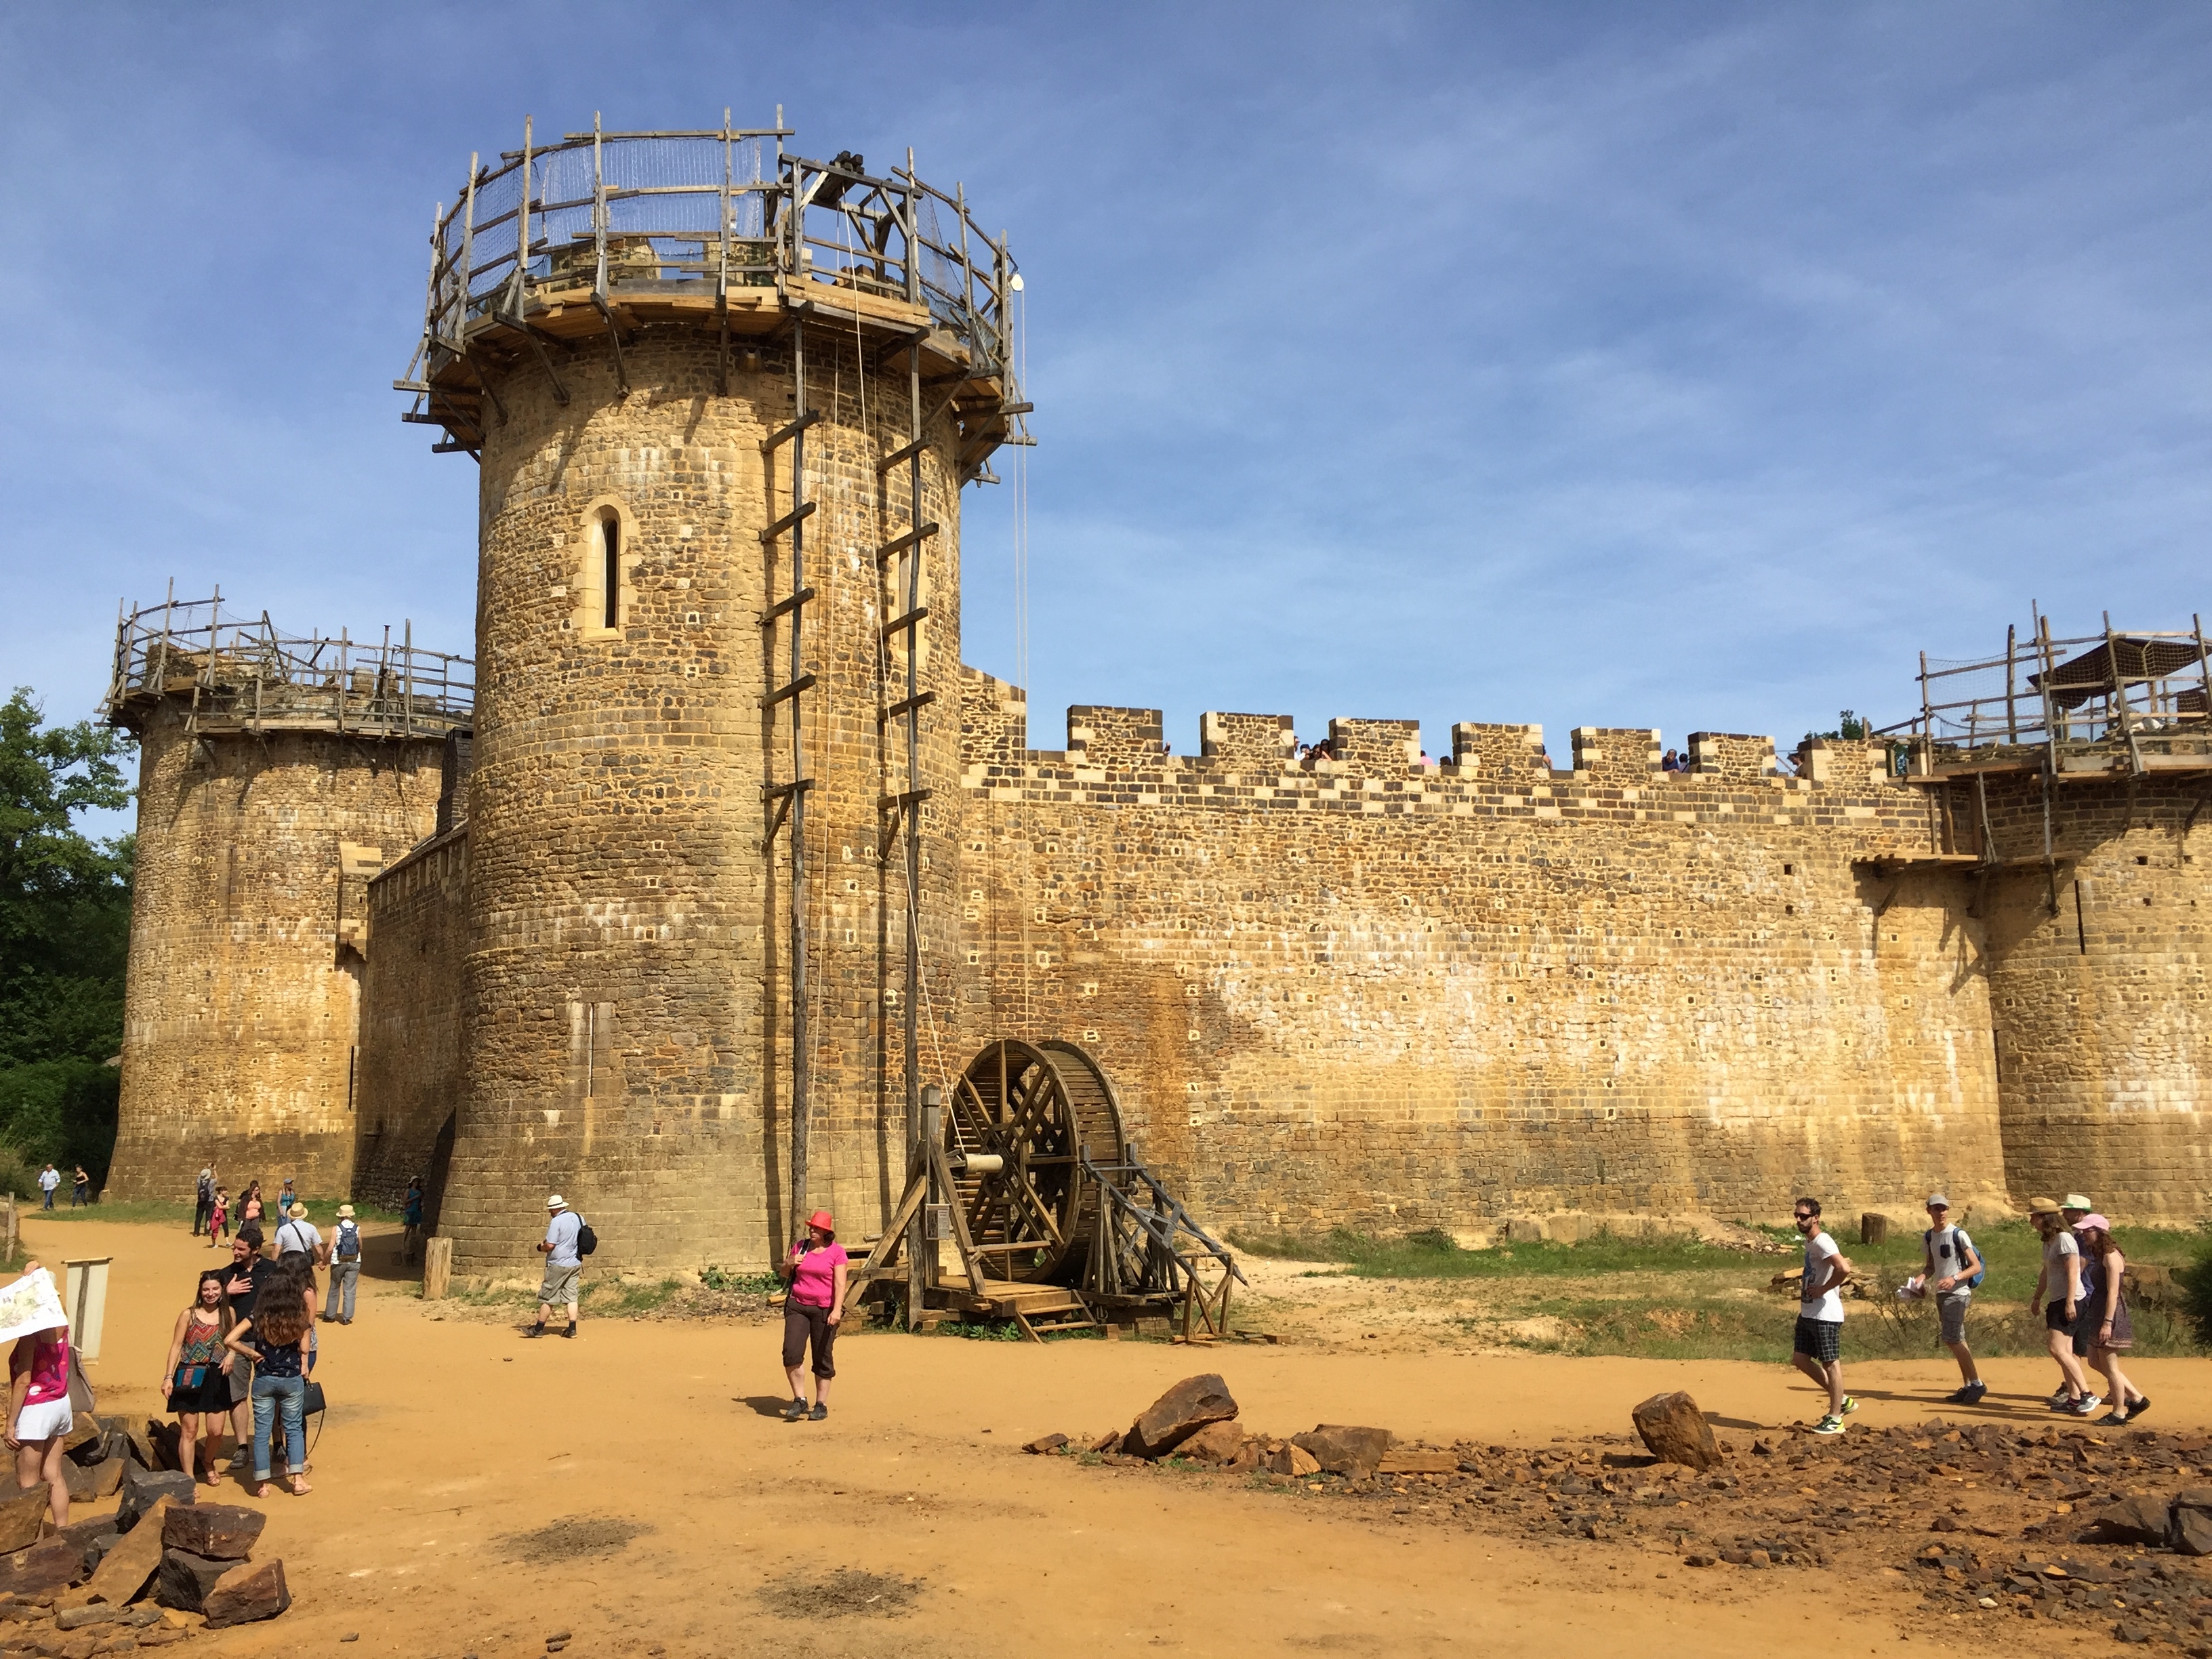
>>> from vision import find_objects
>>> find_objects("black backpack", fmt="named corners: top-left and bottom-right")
top-left (575, 1218), bottom-right (598, 1257)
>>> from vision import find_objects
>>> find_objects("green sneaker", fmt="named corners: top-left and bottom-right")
top-left (1811, 1416), bottom-right (1845, 1436)
top-left (1840, 1395), bottom-right (1860, 1414)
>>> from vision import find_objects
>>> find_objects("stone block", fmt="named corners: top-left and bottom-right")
top-left (1171, 1420), bottom-right (1246, 1465)
top-left (115, 1469), bottom-right (194, 1536)
top-left (0, 1487), bottom-right (49, 1552)
top-left (160, 1504), bottom-right (263, 1563)
top-left (1265, 1444), bottom-right (1322, 1477)
top-left (1632, 1391), bottom-right (1723, 1472)
top-left (201, 1559), bottom-right (289, 1629)
top-left (1124, 1374), bottom-right (1237, 1460)
top-left (67, 1498), bottom-right (173, 1607)
top-left (2090, 1494), bottom-right (2170, 1547)
top-left (155, 1551), bottom-right (231, 1614)
top-left (1290, 1425), bottom-right (1391, 1479)
top-left (1377, 1449), bottom-right (1457, 1475)
top-left (0, 1537), bottom-right (87, 1599)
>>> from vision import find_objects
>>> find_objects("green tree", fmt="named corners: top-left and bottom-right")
top-left (0, 689), bottom-right (135, 1184)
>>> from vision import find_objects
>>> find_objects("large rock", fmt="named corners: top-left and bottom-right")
top-left (1266, 1443), bottom-right (1322, 1477)
top-left (0, 1536), bottom-right (89, 1599)
top-left (161, 1504), bottom-right (264, 1563)
top-left (1632, 1391), bottom-right (1723, 1472)
top-left (1172, 1421), bottom-right (1246, 1465)
top-left (155, 1550), bottom-right (233, 1614)
top-left (2168, 1489), bottom-right (2212, 1556)
top-left (116, 1468), bottom-right (195, 1534)
top-left (0, 1486), bottom-right (49, 1552)
top-left (1124, 1374), bottom-right (1239, 1459)
top-left (1290, 1425), bottom-right (1391, 1479)
top-left (50, 1519), bottom-right (118, 1580)
top-left (66, 1498), bottom-right (174, 1607)
top-left (1378, 1449), bottom-right (1458, 1475)
top-left (2090, 1494), bottom-right (2171, 1547)
top-left (202, 1559), bottom-right (289, 1629)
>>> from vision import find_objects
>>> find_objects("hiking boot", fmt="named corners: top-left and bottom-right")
top-left (560, 1323), bottom-right (577, 1338)
top-left (1811, 1416), bottom-right (1845, 1436)
top-left (780, 1397), bottom-right (809, 1421)
top-left (809, 1403), bottom-right (828, 1422)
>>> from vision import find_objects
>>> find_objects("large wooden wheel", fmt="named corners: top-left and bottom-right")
top-left (947, 1039), bottom-right (1124, 1284)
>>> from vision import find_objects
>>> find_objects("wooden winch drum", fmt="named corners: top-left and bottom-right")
top-left (947, 1039), bottom-right (1124, 1284)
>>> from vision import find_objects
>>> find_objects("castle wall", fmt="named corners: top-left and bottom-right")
top-left (108, 701), bottom-right (443, 1201)
top-left (953, 676), bottom-right (2010, 1238)
top-left (447, 327), bottom-right (965, 1278)
top-left (354, 825), bottom-right (469, 1209)
top-left (1971, 774), bottom-right (2211, 1220)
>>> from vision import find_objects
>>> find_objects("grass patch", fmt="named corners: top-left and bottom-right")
top-left (701, 1265), bottom-right (781, 1294)
top-left (1235, 1224), bottom-right (1775, 1278)
top-left (22, 1199), bottom-right (195, 1227)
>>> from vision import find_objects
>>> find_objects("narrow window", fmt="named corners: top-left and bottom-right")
top-left (601, 516), bottom-right (621, 630)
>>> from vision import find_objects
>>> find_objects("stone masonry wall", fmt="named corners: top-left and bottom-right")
top-left (951, 676), bottom-right (2008, 1241)
top-left (108, 701), bottom-right (444, 1201)
top-left (354, 825), bottom-right (469, 1208)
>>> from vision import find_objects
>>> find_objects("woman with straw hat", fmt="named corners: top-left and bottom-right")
top-left (779, 1210), bottom-right (848, 1422)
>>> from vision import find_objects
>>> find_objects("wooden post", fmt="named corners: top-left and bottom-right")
top-left (422, 1236), bottom-right (452, 1301)
top-left (1860, 1213), bottom-right (1889, 1246)
top-left (2005, 623), bottom-right (2019, 743)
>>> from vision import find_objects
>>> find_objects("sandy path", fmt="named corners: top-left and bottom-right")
top-left (27, 1215), bottom-right (2207, 1658)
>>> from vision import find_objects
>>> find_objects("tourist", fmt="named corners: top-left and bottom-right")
top-left (2028, 1199), bottom-right (2093, 1411)
top-left (159, 1270), bottom-right (233, 1486)
top-left (69, 1168), bottom-right (88, 1208)
top-left (3, 1261), bottom-right (71, 1527)
top-left (221, 1268), bottom-right (312, 1497)
top-left (2061, 1193), bottom-right (2092, 1230)
top-left (779, 1209), bottom-right (848, 1422)
top-left (268, 1255), bottom-right (319, 1374)
top-left (2074, 1215), bottom-right (2148, 1425)
top-left (275, 1204), bottom-right (321, 1264)
top-left (327, 1205), bottom-right (361, 1325)
top-left (208, 1188), bottom-right (230, 1248)
top-left (1919, 1195), bottom-right (1984, 1405)
top-left (527, 1195), bottom-right (581, 1339)
top-left (36, 1167), bottom-right (57, 1212)
top-left (219, 1225), bottom-right (275, 1471)
top-left (1661, 748), bottom-right (1681, 773)
top-left (193, 1168), bottom-right (214, 1237)
top-left (240, 1183), bottom-right (264, 1230)
top-left (1790, 1197), bottom-right (1857, 1435)
top-left (276, 1179), bottom-right (297, 1220)
top-left (403, 1178), bottom-right (424, 1264)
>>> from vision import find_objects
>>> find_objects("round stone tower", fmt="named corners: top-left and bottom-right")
top-left (104, 600), bottom-right (470, 1200)
top-left (408, 120), bottom-right (1026, 1275)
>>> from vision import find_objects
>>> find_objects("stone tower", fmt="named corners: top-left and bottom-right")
top-left (103, 599), bottom-right (470, 1199)
top-left (403, 119), bottom-right (1027, 1273)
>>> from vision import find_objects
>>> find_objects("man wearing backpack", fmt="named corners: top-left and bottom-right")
top-left (527, 1194), bottom-right (583, 1339)
top-left (327, 1204), bottom-right (363, 1324)
top-left (1921, 1194), bottom-right (1986, 1405)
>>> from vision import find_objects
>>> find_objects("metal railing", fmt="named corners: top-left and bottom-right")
top-left (104, 590), bottom-right (473, 741)
top-left (409, 114), bottom-right (1018, 388)
top-left (1875, 609), bottom-right (2212, 775)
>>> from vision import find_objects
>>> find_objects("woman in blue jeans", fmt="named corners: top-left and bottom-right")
top-left (221, 1269), bottom-right (313, 1496)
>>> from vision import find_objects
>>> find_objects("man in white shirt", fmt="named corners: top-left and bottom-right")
top-left (275, 1204), bottom-right (324, 1263)
top-left (1791, 1197), bottom-right (1858, 1435)
top-left (527, 1195), bottom-right (583, 1340)
top-left (37, 1166), bottom-right (58, 1210)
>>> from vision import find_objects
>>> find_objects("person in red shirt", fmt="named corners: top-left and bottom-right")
top-left (779, 1210), bottom-right (848, 1422)
top-left (3, 1262), bottom-right (73, 1526)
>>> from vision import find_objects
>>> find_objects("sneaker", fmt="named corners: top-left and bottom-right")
top-left (780, 1397), bottom-right (809, 1421)
top-left (1959, 1381), bottom-right (1988, 1404)
top-left (2068, 1393), bottom-right (2104, 1416)
top-left (1944, 1386), bottom-right (1974, 1405)
top-left (2128, 1395), bottom-right (2150, 1422)
top-left (2100, 1406), bottom-right (2132, 1426)
top-left (1840, 1395), bottom-right (1860, 1415)
top-left (226, 1450), bottom-right (248, 1470)
top-left (808, 1403), bottom-right (827, 1422)
top-left (522, 1323), bottom-right (548, 1338)
top-left (1811, 1416), bottom-right (1845, 1436)
top-left (560, 1324), bottom-right (577, 1339)
top-left (2046, 1387), bottom-right (2074, 1410)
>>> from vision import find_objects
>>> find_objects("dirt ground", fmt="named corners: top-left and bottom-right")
top-left (24, 1216), bottom-right (2212, 1658)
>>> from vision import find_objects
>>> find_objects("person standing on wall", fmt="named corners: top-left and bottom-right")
top-left (1790, 1197), bottom-right (1858, 1435)
top-left (778, 1210), bottom-right (848, 1422)
top-left (526, 1195), bottom-right (581, 1339)
top-left (325, 1205), bottom-right (361, 1325)
top-left (36, 1167), bottom-right (57, 1211)
top-left (1919, 1195), bottom-right (1985, 1406)
top-left (2028, 1199), bottom-right (2093, 1411)
top-left (218, 1225), bottom-right (274, 1472)
top-left (193, 1168), bottom-right (215, 1237)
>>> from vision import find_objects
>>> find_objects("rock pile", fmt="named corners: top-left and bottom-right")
top-left (0, 1462), bottom-right (291, 1646)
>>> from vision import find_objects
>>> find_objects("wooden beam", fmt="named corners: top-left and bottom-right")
top-left (758, 586), bottom-right (817, 626)
top-left (760, 672), bottom-right (817, 710)
top-left (758, 501), bottom-right (818, 543)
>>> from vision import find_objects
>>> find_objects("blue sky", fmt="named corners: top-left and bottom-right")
top-left (5, 3), bottom-right (2208, 816)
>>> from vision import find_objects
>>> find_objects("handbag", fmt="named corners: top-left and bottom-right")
top-left (301, 1380), bottom-right (327, 1417)
top-left (172, 1364), bottom-right (207, 1392)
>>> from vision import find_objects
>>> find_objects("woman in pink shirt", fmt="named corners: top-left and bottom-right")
top-left (779, 1210), bottom-right (848, 1422)
top-left (3, 1262), bottom-right (73, 1527)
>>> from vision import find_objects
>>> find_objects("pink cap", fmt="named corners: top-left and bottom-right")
top-left (2077, 1213), bottom-right (2112, 1234)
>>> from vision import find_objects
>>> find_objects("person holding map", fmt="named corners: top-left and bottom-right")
top-left (0, 1261), bottom-right (73, 1527)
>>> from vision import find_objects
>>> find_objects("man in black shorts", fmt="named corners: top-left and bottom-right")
top-left (1790, 1198), bottom-right (1858, 1435)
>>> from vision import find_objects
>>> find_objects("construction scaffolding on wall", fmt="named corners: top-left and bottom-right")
top-left (102, 589), bottom-right (474, 741)
top-left (1877, 609), bottom-right (2212, 781)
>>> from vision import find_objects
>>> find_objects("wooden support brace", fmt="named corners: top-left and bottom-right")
top-left (759, 586), bottom-right (817, 626)
top-left (760, 672), bottom-right (818, 710)
top-left (762, 777), bottom-right (815, 802)
top-left (880, 690), bottom-right (937, 724)
top-left (880, 787), bottom-right (933, 812)
top-left (762, 409), bottom-right (825, 451)
top-left (875, 523), bottom-right (939, 566)
top-left (876, 437), bottom-right (929, 472)
top-left (759, 502), bottom-right (818, 543)
top-left (590, 292), bottom-right (630, 393)
top-left (880, 605), bottom-right (929, 637)
top-left (928, 1141), bottom-right (990, 1298)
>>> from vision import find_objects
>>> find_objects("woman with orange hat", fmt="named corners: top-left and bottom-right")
top-left (779, 1210), bottom-right (848, 1422)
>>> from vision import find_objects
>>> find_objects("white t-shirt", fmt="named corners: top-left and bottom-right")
top-left (276, 1219), bottom-right (322, 1257)
top-left (37, 1170), bottom-right (58, 1193)
top-left (1801, 1230), bottom-right (1845, 1322)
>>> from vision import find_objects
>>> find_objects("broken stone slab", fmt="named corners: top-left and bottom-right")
top-left (160, 1505), bottom-right (263, 1564)
top-left (1021, 1433), bottom-right (1069, 1456)
top-left (142, 1420), bottom-right (182, 1474)
top-left (201, 1558), bottom-right (289, 1629)
top-left (1086, 1429), bottom-right (1121, 1454)
top-left (1290, 1425), bottom-right (1391, 1479)
top-left (115, 1470), bottom-right (194, 1536)
top-left (1124, 1374), bottom-right (1238, 1460)
top-left (48, 1521), bottom-right (118, 1582)
top-left (1632, 1391), bottom-right (1723, 1472)
top-left (2089, 1494), bottom-right (2171, 1547)
top-left (63, 1498), bottom-right (175, 1609)
top-left (155, 1551), bottom-right (232, 1614)
top-left (120, 1425), bottom-right (155, 1473)
top-left (1377, 1449), bottom-right (1457, 1475)
top-left (1265, 1444), bottom-right (1322, 1477)
top-left (0, 1488), bottom-right (50, 1553)
top-left (1171, 1420), bottom-right (1245, 1465)
top-left (0, 1536), bottom-right (89, 1599)
top-left (55, 1605), bottom-right (162, 1632)
top-left (61, 1417), bottom-right (102, 1458)
top-left (1223, 1439), bottom-right (1267, 1474)
top-left (2168, 1490), bottom-right (2212, 1557)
